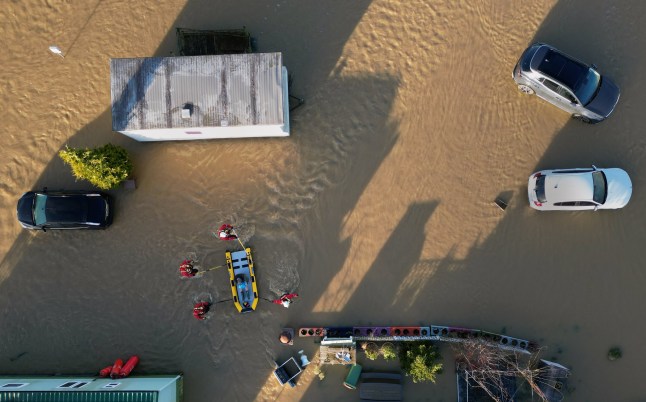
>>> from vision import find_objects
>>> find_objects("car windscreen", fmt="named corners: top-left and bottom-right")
top-left (535, 175), bottom-right (547, 203)
top-left (34, 194), bottom-right (48, 225)
top-left (574, 68), bottom-right (601, 105)
top-left (592, 171), bottom-right (607, 204)
top-left (521, 45), bottom-right (541, 71)
top-left (37, 195), bottom-right (89, 225)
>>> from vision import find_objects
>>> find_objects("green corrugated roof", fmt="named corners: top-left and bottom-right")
top-left (0, 391), bottom-right (157, 402)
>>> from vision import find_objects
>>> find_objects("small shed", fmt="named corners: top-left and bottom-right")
top-left (110, 53), bottom-right (289, 141)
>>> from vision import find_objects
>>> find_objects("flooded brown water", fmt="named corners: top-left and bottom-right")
top-left (1, 0), bottom-right (646, 401)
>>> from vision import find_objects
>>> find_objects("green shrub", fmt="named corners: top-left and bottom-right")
top-left (608, 347), bottom-right (622, 361)
top-left (59, 144), bottom-right (133, 190)
top-left (381, 342), bottom-right (397, 361)
top-left (364, 342), bottom-right (380, 361)
top-left (399, 341), bottom-right (443, 383)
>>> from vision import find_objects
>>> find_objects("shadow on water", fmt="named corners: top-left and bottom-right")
top-left (0, 1), bottom-right (405, 402)
top-left (294, 200), bottom-right (441, 400)
top-left (342, 201), bottom-right (440, 319)
top-left (287, 1), bottom-right (646, 401)
top-left (502, 2), bottom-right (646, 400)
top-left (403, 1), bottom-right (646, 400)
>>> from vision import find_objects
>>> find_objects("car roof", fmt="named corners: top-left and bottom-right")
top-left (534, 47), bottom-right (588, 90)
top-left (544, 173), bottom-right (594, 202)
top-left (42, 195), bottom-right (89, 223)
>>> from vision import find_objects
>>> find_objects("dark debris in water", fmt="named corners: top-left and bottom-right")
top-left (9, 352), bottom-right (27, 362)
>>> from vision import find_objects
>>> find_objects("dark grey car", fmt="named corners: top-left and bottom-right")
top-left (17, 189), bottom-right (113, 231)
top-left (513, 43), bottom-right (620, 123)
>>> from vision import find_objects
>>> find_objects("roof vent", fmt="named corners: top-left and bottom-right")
top-left (181, 103), bottom-right (193, 119)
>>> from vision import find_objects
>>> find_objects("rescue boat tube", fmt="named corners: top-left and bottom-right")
top-left (99, 365), bottom-right (112, 378)
top-left (119, 355), bottom-right (139, 378)
top-left (110, 359), bottom-right (123, 379)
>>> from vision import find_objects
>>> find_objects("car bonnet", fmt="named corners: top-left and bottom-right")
top-left (585, 77), bottom-right (620, 117)
top-left (603, 168), bottom-right (632, 208)
top-left (17, 193), bottom-right (35, 225)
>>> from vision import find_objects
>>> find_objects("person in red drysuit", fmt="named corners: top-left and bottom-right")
top-left (180, 260), bottom-right (198, 277)
top-left (272, 293), bottom-right (299, 308)
top-left (193, 302), bottom-right (211, 320)
top-left (217, 224), bottom-right (237, 240)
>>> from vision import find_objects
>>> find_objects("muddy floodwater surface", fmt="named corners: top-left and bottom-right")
top-left (1, 1), bottom-right (646, 401)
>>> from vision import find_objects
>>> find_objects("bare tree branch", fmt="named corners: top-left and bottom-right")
top-left (453, 339), bottom-right (568, 402)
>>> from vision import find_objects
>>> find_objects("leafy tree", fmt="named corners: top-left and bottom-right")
top-left (399, 341), bottom-right (443, 383)
top-left (59, 144), bottom-right (133, 190)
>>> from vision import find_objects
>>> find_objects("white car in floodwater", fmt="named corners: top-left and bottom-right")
top-left (528, 166), bottom-right (632, 211)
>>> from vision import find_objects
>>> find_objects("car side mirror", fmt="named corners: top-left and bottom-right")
top-left (594, 206), bottom-right (599, 211)
top-left (592, 164), bottom-right (597, 170)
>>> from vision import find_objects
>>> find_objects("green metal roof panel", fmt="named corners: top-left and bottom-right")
top-left (0, 391), bottom-right (158, 402)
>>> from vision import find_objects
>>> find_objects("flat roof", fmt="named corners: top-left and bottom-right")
top-left (110, 53), bottom-right (285, 132)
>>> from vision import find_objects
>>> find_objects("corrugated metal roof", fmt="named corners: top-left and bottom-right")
top-left (110, 53), bottom-right (285, 131)
top-left (0, 391), bottom-right (157, 402)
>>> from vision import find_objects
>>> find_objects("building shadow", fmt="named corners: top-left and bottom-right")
top-left (289, 201), bottom-right (438, 402)
top-left (282, 2), bottom-right (646, 401)
top-left (414, 2), bottom-right (646, 401)
top-left (0, 2), bottom-right (401, 402)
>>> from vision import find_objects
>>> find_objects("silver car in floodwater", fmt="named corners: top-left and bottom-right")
top-left (528, 166), bottom-right (632, 211)
top-left (513, 43), bottom-right (620, 123)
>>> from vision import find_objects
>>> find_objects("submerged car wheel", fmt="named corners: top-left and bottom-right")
top-left (517, 84), bottom-right (534, 95)
top-left (572, 114), bottom-right (591, 123)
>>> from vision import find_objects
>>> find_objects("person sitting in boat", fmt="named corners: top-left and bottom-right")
top-left (236, 277), bottom-right (250, 302)
top-left (193, 302), bottom-right (211, 320)
top-left (217, 224), bottom-right (237, 240)
top-left (180, 260), bottom-right (198, 277)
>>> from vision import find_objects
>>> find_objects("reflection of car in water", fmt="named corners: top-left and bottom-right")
top-left (513, 43), bottom-right (620, 123)
top-left (17, 189), bottom-right (113, 230)
top-left (528, 166), bottom-right (632, 211)
top-left (226, 248), bottom-right (258, 313)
